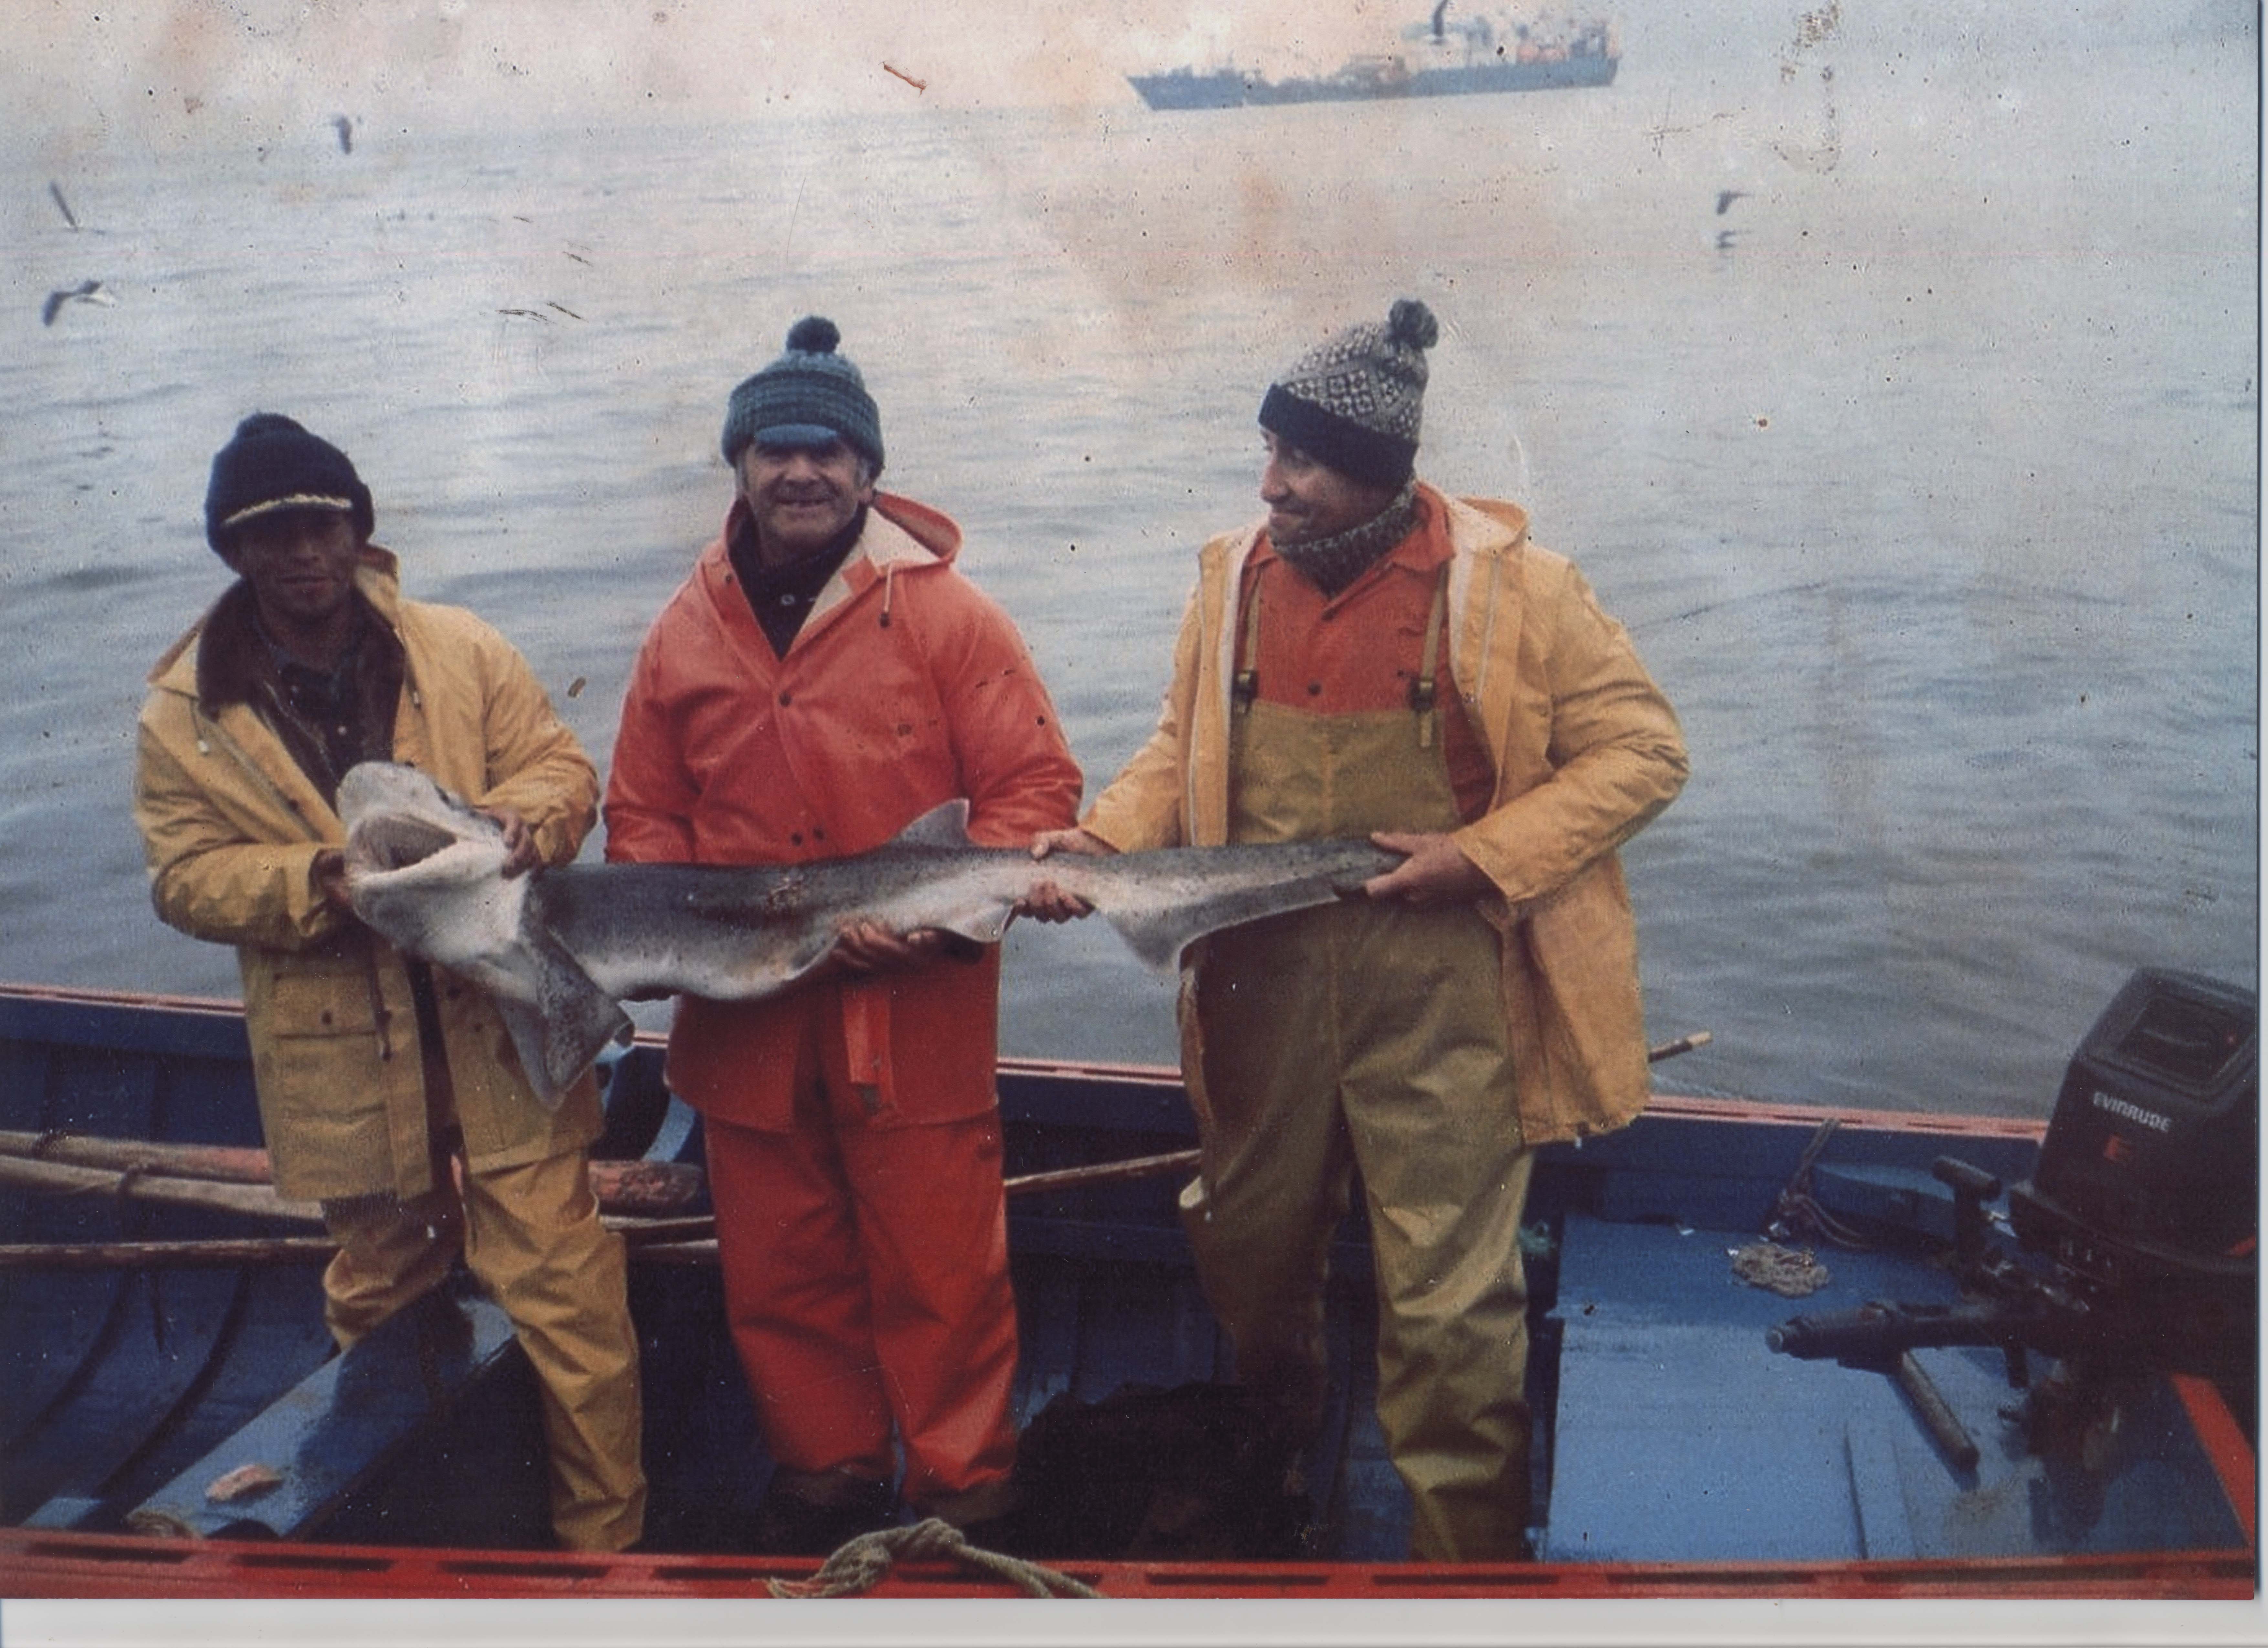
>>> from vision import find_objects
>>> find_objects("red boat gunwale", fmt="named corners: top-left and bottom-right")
top-left (0, 1525), bottom-right (2252, 1600)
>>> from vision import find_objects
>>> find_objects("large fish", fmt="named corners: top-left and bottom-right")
top-left (338, 761), bottom-right (1396, 1106)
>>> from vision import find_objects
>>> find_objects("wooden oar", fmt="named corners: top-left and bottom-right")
top-left (0, 1130), bottom-right (269, 1183)
top-left (0, 1235), bottom-right (342, 1271)
top-left (0, 1131), bottom-right (703, 1216)
top-left (0, 1150), bottom-right (1218, 1270)
top-left (0, 1033), bottom-right (1716, 1271)
top-left (610, 1214), bottom-right (725, 1244)
top-left (0, 1155), bottom-right (321, 1223)
top-left (635, 1033), bottom-right (1714, 1263)
top-left (0, 1147), bottom-right (1222, 1270)
top-left (999, 1147), bottom-right (1203, 1199)
top-left (0, 1214), bottom-right (756, 1272)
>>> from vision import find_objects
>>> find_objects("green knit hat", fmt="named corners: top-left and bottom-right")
top-left (1258, 299), bottom-right (1439, 488)
top-left (720, 316), bottom-right (884, 473)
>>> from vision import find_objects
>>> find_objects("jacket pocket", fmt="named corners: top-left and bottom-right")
top-left (248, 965), bottom-right (399, 1190)
top-left (256, 963), bottom-right (383, 1038)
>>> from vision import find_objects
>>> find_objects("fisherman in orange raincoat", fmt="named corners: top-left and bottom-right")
top-left (604, 319), bottom-right (1083, 1551)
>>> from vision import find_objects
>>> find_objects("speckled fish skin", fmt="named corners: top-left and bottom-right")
top-left (340, 761), bottom-right (1394, 1103)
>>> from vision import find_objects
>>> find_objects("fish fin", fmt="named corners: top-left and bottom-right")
top-left (1102, 879), bottom-right (1353, 972)
top-left (500, 927), bottom-right (634, 1108)
top-left (938, 908), bottom-right (1015, 947)
top-left (887, 800), bottom-right (974, 851)
top-left (774, 934), bottom-right (845, 988)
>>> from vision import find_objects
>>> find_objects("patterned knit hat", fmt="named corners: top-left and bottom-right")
top-left (720, 316), bottom-right (885, 473)
top-left (204, 413), bottom-right (373, 555)
top-left (1258, 298), bottom-right (1439, 489)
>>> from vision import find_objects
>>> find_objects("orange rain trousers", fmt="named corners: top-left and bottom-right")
top-left (702, 1097), bottom-right (1020, 1513)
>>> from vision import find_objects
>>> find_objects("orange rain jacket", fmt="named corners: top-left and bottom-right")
top-left (603, 494), bottom-right (1083, 1127)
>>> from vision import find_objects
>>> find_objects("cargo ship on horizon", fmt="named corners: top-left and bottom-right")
top-left (1129, 2), bottom-right (1619, 111)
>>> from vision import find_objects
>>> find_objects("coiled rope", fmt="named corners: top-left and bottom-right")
top-left (766, 1517), bottom-right (1102, 1599)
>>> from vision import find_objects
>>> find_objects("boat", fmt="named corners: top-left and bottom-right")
top-left (1128, 3), bottom-right (1620, 112)
top-left (0, 970), bottom-right (2254, 1600)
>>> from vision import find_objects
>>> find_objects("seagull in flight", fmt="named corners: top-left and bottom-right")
top-left (1715, 189), bottom-right (1750, 216)
top-left (42, 279), bottom-right (116, 327)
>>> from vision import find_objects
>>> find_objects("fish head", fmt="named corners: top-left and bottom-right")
top-left (338, 762), bottom-right (520, 956)
top-left (337, 761), bottom-right (629, 1108)
top-left (340, 761), bottom-right (506, 873)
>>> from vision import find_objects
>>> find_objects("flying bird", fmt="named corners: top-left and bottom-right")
top-left (48, 182), bottom-right (80, 230)
top-left (332, 114), bottom-right (355, 154)
top-left (42, 279), bottom-right (115, 327)
top-left (1715, 189), bottom-right (1749, 216)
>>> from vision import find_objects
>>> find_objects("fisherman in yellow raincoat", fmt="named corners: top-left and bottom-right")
top-left (1034, 300), bottom-right (1687, 1560)
top-left (133, 414), bottom-right (646, 1551)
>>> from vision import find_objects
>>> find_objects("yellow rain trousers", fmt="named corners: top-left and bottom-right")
top-left (1179, 685), bottom-right (1536, 1562)
top-left (323, 1122), bottom-right (646, 1552)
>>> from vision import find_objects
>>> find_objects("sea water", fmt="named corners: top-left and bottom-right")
top-left (1, 9), bottom-right (2255, 1118)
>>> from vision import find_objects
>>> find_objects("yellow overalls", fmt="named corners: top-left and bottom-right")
top-left (1178, 567), bottom-right (1536, 1561)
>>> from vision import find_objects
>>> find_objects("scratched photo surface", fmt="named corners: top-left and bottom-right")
top-left (4, 0), bottom-right (2256, 1120)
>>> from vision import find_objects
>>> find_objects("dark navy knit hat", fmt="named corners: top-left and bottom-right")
top-left (719, 316), bottom-right (885, 473)
top-left (1258, 299), bottom-right (1439, 489)
top-left (204, 413), bottom-right (373, 555)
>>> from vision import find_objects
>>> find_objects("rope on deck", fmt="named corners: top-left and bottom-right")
top-left (1765, 1117), bottom-right (1877, 1252)
top-left (1729, 1240), bottom-right (1832, 1296)
top-left (766, 1517), bottom-right (1102, 1599)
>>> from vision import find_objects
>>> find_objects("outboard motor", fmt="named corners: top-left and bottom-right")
top-left (2008, 967), bottom-right (2256, 1384)
top-left (1767, 967), bottom-right (2258, 1455)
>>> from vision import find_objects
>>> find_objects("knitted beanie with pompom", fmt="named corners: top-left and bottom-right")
top-left (1258, 299), bottom-right (1439, 488)
top-left (720, 316), bottom-right (884, 474)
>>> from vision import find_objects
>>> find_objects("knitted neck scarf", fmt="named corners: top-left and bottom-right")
top-left (1272, 481), bottom-right (1420, 597)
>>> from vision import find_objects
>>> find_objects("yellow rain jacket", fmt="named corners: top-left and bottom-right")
top-left (133, 548), bottom-right (605, 1200)
top-left (1082, 488), bottom-right (1688, 1146)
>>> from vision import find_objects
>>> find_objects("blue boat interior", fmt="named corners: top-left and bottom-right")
top-left (0, 987), bottom-right (2252, 1571)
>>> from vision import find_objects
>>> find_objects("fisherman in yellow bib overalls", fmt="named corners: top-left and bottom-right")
top-left (1035, 300), bottom-right (1687, 1560)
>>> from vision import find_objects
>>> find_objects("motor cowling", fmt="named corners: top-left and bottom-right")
top-left (2007, 968), bottom-right (2256, 1376)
